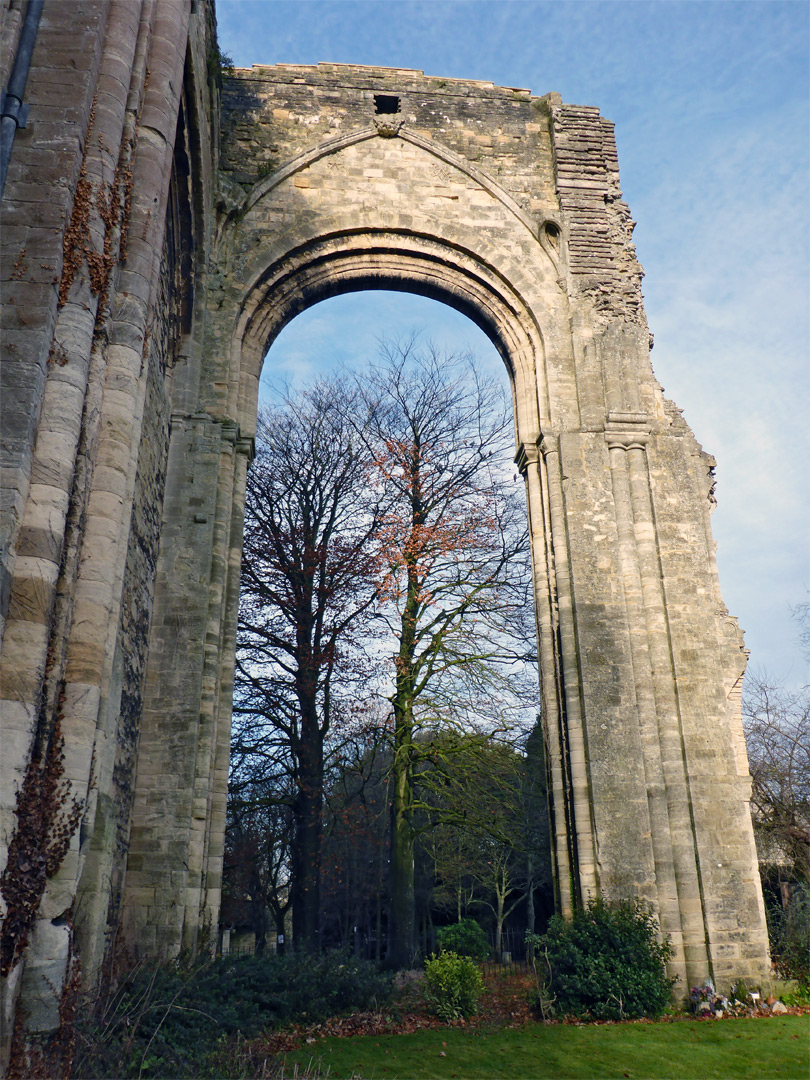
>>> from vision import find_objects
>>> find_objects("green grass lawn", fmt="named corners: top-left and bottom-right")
top-left (283, 1014), bottom-right (809, 1080)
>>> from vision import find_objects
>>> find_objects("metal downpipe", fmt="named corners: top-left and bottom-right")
top-left (0, 0), bottom-right (44, 201)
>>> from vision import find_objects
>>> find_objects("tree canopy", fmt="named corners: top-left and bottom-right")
top-left (228, 338), bottom-right (541, 963)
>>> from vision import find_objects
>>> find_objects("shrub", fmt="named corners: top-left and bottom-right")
top-left (72, 951), bottom-right (393, 1078)
top-left (526, 899), bottom-right (675, 1021)
top-left (423, 951), bottom-right (484, 1021)
top-left (781, 982), bottom-right (810, 1008)
top-left (765, 883), bottom-right (810, 988)
top-left (436, 918), bottom-right (489, 960)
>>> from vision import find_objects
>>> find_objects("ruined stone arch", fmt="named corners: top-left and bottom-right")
top-left (216, 121), bottom-right (565, 446)
top-left (231, 233), bottom-right (549, 443)
top-left (118, 61), bottom-right (768, 993)
top-left (1, 17), bottom-right (772, 1048)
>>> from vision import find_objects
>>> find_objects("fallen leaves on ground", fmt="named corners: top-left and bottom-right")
top-left (244, 970), bottom-right (536, 1057)
top-left (236, 970), bottom-right (810, 1060)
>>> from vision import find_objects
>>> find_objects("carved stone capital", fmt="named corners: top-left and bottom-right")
top-left (374, 116), bottom-right (403, 138)
top-left (219, 418), bottom-right (240, 445)
top-left (605, 410), bottom-right (650, 450)
top-left (236, 435), bottom-right (256, 462)
top-left (539, 432), bottom-right (560, 458)
top-left (515, 442), bottom-right (540, 474)
top-left (605, 431), bottom-right (649, 450)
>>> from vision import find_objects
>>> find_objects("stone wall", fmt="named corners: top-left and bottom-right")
top-left (0, 0), bottom-right (217, 1059)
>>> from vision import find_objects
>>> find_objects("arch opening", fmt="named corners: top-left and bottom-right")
top-left (257, 289), bottom-right (505, 398)
top-left (230, 285), bottom-right (548, 960)
top-left (229, 233), bottom-right (551, 456)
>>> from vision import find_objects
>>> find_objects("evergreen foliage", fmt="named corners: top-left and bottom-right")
top-left (422, 951), bottom-right (484, 1021)
top-left (72, 952), bottom-right (393, 1079)
top-left (765, 882), bottom-right (810, 987)
top-left (437, 918), bottom-right (489, 959)
top-left (527, 899), bottom-right (675, 1020)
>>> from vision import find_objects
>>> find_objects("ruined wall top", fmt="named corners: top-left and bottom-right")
top-left (219, 61), bottom-right (645, 328)
top-left (221, 61), bottom-right (557, 202)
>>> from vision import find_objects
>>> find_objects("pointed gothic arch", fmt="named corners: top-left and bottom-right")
top-left (118, 64), bottom-right (769, 992)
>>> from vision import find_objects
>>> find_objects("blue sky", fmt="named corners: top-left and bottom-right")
top-left (215, 0), bottom-right (809, 686)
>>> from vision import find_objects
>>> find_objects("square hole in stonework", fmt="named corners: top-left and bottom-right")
top-left (374, 94), bottom-right (400, 115)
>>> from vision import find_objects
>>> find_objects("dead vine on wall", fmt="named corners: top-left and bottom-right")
top-left (57, 95), bottom-right (136, 319)
top-left (0, 709), bottom-right (83, 979)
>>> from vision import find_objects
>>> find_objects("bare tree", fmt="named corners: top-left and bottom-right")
top-left (356, 338), bottom-right (534, 967)
top-left (234, 380), bottom-right (384, 951)
top-left (223, 773), bottom-right (295, 952)
top-left (743, 667), bottom-right (810, 983)
top-left (743, 675), bottom-right (810, 889)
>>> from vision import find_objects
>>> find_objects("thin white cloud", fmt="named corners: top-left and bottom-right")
top-left (220, 0), bottom-right (809, 685)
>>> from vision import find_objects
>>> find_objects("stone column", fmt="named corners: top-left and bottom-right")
top-left (539, 434), bottom-right (599, 902)
top-left (517, 443), bottom-right (573, 913)
top-left (200, 435), bottom-right (253, 936)
top-left (45, 0), bottom-right (190, 960)
top-left (606, 421), bottom-right (690, 987)
top-left (121, 411), bottom-right (220, 956)
top-left (0, 0), bottom-right (138, 880)
top-left (624, 440), bottom-right (710, 982)
top-left (182, 418), bottom-right (243, 951)
top-left (121, 411), bottom-right (248, 957)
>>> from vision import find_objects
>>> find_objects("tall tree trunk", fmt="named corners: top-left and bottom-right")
top-left (250, 866), bottom-right (268, 956)
top-left (376, 834), bottom-right (385, 963)
top-left (292, 690), bottom-right (323, 952)
top-left (388, 721), bottom-right (415, 967)
top-left (388, 554), bottom-right (419, 968)
top-left (526, 855), bottom-right (535, 937)
top-left (495, 896), bottom-right (505, 963)
top-left (271, 903), bottom-right (287, 943)
top-left (344, 857), bottom-right (353, 947)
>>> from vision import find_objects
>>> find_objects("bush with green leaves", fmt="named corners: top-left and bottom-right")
top-left (526, 899), bottom-right (675, 1021)
top-left (436, 918), bottom-right (489, 960)
top-left (72, 950), bottom-right (393, 1078)
top-left (765, 883), bottom-right (810, 988)
top-left (781, 982), bottom-right (810, 1008)
top-left (422, 950), bottom-right (484, 1021)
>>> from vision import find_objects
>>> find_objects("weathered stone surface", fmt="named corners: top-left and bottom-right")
top-left (0, 1), bottom-right (772, 1058)
top-left (17, 919), bottom-right (70, 1034)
